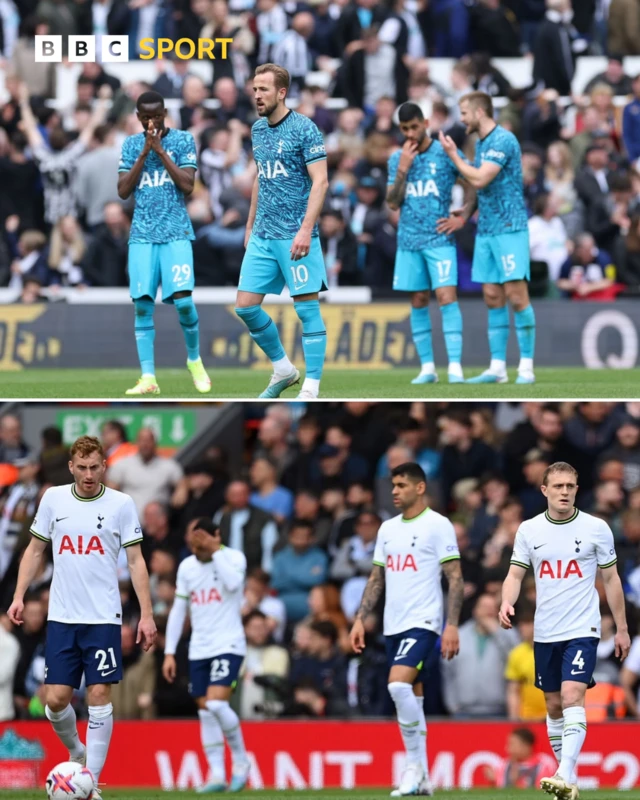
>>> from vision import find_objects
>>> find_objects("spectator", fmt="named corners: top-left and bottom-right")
top-left (0, 414), bottom-right (31, 465)
top-left (107, 427), bottom-right (184, 517)
top-left (256, 412), bottom-right (294, 480)
top-left (600, 418), bottom-right (640, 492)
top-left (140, 502), bottom-right (177, 563)
top-left (110, 623), bottom-right (156, 719)
top-left (342, 26), bottom-right (400, 111)
top-left (271, 520), bottom-right (328, 624)
top-left (320, 209), bottom-right (360, 287)
top-left (151, 56), bottom-right (193, 100)
top-left (564, 404), bottom-right (622, 490)
top-left (237, 610), bottom-right (290, 720)
top-left (39, 425), bottom-right (68, 486)
top-left (607, 0), bottom-right (640, 56)
top-left (198, 121), bottom-right (247, 221)
top-left (575, 143), bottom-right (611, 213)
top-left (485, 728), bottom-right (556, 788)
top-left (82, 203), bottom-right (130, 287)
top-left (47, 215), bottom-right (86, 287)
top-left (585, 168), bottom-right (635, 256)
top-left (585, 55), bottom-right (634, 96)
top-left (214, 480), bottom-right (279, 573)
top-left (12, 596), bottom-right (46, 715)
top-left (624, 75), bottom-right (640, 165)
top-left (586, 82), bottom-right (624, 140)
top-left (272, 12), bottom-right (315, 99)
top-left (250, 456), bottom-right (295, 525)
top-left (468, 0), bottom-right (521, 57)
top-left (243, 567), bottom-right (287, 643)
top-left (0, 613), bottom-right (20, 720)
top-left (442, 593), bottom-right (518, 717)
top-left (289, 619), bottom-right (348, 715)
top-left (532, 0), bottom-right (584, 97)
top-left (504, 607), bottom-right (547, 721)
top-left (0, 132), bottom-right (43, 231)
top-left (569, 106), bottom-right (607, 169)
top-left (171, 460), bottom-right (226, 536)
top-left (7, 228), bottom-right (49, 291)
top-left (440, 410), bottom-right (498, 506)
top-left (528, 192), bottom-right (570, 282)
top-left (101, 420), bottom-right (137, 467)
top-left (557, 232), bottom-right (617, 300)
top-left (284, 489), bottom-right (333, 549)
top-left (9, 16), bottom-right (55, 99)
top-left (255, 0), bottom-right (289, 64)
top-left (75, 124), bottom-right (122, 229)
top-left (331, 508), bottom-right (380, 583)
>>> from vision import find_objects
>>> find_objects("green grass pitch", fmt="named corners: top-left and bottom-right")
top-left (0, 367), bottom-right (637, 399)
top-left (0, 790), bottom-right (635, 800)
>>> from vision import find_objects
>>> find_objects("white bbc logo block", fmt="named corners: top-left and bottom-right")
top-left (68, 35), bottom-right (96, 62)
top-left (102, 36), bottom-right (129, 62)
top-left (35, 35), bottom-right (62, 62)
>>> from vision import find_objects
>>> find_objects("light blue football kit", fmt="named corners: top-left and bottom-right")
top-left (467, 125), bottom-right (536, 384)
top-left (387, 139), bottom-right (464, 383)
top-left (237, 110), bottom-right (328, 398)
top-left (119, 128), bottom-right (203, 382)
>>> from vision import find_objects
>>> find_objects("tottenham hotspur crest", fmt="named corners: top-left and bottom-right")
top-left (97, 515), bottom-right (105, 530)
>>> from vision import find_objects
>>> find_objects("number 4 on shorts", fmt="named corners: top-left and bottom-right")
top-left (571, 650), bottom-right (585, 673)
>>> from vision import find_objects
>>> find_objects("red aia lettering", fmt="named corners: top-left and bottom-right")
top-left (58, 535), bottom-right (105, 555)
top-left (386, 554), bottom-right (418, 572)
top-left (539, 559), bottom-right (583, 579)
top-left (190, 588), bottom-right (223, 604)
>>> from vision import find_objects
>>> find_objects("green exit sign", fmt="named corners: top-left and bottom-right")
top-left (56, 410), bottom-right (196, 448)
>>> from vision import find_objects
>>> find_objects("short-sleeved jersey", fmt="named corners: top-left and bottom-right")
top-left (387, 140), bottom-right (460, 250)
top-left (30, 484), bottom-right (143, 625)
top-left (175, 546), bottom-right (247, 660)
top-left (251, 110), bottom-right (326, 240)
top-left (118, 128), bottom-right (196, 244)
top-left (475, 125), bottom-right (528, 237)
top-left (511, 509), bottom-right (617, 643)
top-left (372, 507), bottom-right (460, 636)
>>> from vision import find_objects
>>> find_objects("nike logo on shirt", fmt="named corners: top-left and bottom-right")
top-left (533, 544), bottom-right (546, 550)
top-left (56, 517), bottom-right (69, 522)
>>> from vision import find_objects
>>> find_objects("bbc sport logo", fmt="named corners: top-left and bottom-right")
top-left (35, 35), bottom-right (233, 63)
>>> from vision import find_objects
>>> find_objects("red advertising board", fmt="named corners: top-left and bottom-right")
top-left (1, 720), bottom-right (639, 790)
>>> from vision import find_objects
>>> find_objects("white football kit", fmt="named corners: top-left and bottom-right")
top-left (511, 508), bottom-right (617, 643)
top-left (31, 484), bottom-right (143, 625)
top-left (373, 507), bottom-right (460, 636)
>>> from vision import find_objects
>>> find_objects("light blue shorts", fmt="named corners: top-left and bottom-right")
top-left (128, 240), bottom-right (194, 304)
top-left (239, 234), bottom-right (327, 296)
top-left (471, 231), bottom-right (530, 285)
top-left (393, 245), bottom-right (458, 292)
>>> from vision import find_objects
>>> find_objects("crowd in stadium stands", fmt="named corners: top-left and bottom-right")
top-left (1, 401), bottom-right (640, 722)
top-left (1, 1), bottom-right (640, 295)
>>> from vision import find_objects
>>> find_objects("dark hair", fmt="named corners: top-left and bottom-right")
top-left (248, 567), bottom-right (271, 584)
top-left (192, 517), bottom-right (220, 536)
top-left (517, 605), bottom-right (535, 625)
top-left (309, 619), bottom-right (338, 644)
top-left (356, 508), bottom-right (382, 525)
top-left (447, 409), bottom-right (473, 429)
top-left (77, 76), bottom-right (94, 88)
top-left (244, 609), bottom-right (267, 625)
top-left (10, 131), bottom-right (28, 152)
top-left (41, 426), bottom-right (63, 448)
top-left (511, 728), bottom-right (536, 747)
top-left (540, 403), bottom-right (561, 415)
top-left (136, 91), bottom-right (165, 111)
top-left (93, 124), bottom-right (113, 145)
top-left (398, 102), bottom-right (424, 123)
top-left (533, 192), bottom-right (550, 217)
top-left (391, 462), bottom-right (427, 483)
top-left (290, 519), bottom-right (314, 535)
top-left (608, 171), bottom-right (632, 193)
top-left (102, 420), bottom-right (128, 442)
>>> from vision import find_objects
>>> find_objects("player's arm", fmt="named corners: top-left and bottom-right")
top-left (162, 593), bottom-right (188, 683)
top-left (438, 131), bottom-right (502, 189)
top-left (601, 565), bottom-right (631, 661)
top-left (386, 171), bottom-right (408, 211)
top-left (8, 536), bottom-right (48, 624)
top-left (125, 543), bottom-right (157, 651)
top-left (436, 179), bottom-right (478, 235)
top-left (499, 563), bottom-right (527, 629)
top-left (244, 176), bottom-right (258, 248)
top-left (349, 564), bottom-right (384, 653)
top-left (156, 153), bottom-right (195, 196)
top-left (387, 141), bottom-right (418, 210)
top-left (301, 158), bottom-right (329, 232)
top-left (441, 559), bottom-right (463, 659)
top-left (117, 140), bottom-right (152, 200)
top-left (213, 549), bottom-right (246, 593)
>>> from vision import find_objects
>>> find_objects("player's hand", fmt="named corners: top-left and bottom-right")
top-left (440, 624), bottom-right (460, 660)
top-left (438, 130), bottom-right (457, 159)
top-left (191, 528), bottom-right (221, 554)
top-left (97, 84), bottom-right (113, 101)
top-left (8, 598), bottom-right (24, 625)
top-left (290, 227), bottom-right (312, 261)
top-left (436, 209), bottom-right (465, 235)
top-left (137, 615), bottom-right (157, 651)
top-left (349, 618), bottom-right (366, 654)
top-left (615, 629), bottom-right (631, 661)
top-left (498, 602), bottom-right (515, 629)
top-left (162, 654), bottom-right (177, 683)
top-left (146, 123), bottom-right (162, 153)
top-left (398, 139), bottom-right (419, 172)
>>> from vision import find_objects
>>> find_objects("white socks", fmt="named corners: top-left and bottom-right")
top-left (273, 356), bottom-right (295, 376)
top-left (388, 682), bottom-right (422, 765)
top-left (558, 706), bottom-right (586, 783)
top-left (518, 357), bottom-right (534, 373)
top-left (45, 704), bottom-right (84, 758)
top-left (206, 699), bottom-right (248, 765)
top-left (415, 696), bottom-right (429, 777)
top-left (419, 362), bottom-right (436, 376)
top-left (87, 703), bottom-right (114, 783)
top-left (301, 377), bottom-right (320, 395)
top-left (547, 714), bottom-right (563, 763)
top-left (490, 358), bottom-right (507, 374)
top-left (199, 708), bottom-right (225, 783)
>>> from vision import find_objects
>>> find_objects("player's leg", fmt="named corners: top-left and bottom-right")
top-left (126, 242), bottom-right (160, 395)
top-left (236, 235), bottom-right (298, 398)
top-left (195, 693), bottom-right (226, 793)
top-left (203, 655), bottom-right (249, 793)
top-left (44, 622), bottom-right (85, 762)
top-left (411, 683), bottom-right (432, 796)
top-left (544, 691), bottom-right (565, 771)
top-left (393, 249), bottom-right (435, 384)
top-left (85, 683), bottom-right (113, 797)
top-left (504, 280), bottom-right (536, 385)
top-left (426, 246), bottom-right (463, 383)
top-left (159, 240), bottom-right (211, 392)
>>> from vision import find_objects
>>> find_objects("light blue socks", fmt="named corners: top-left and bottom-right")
top-left (174, 295), bottom-right (200, 361)
top-left (294, 299), bottom-right (326, 379)
top-left (514, 304), bottom-right (536, 360)
top-left (488, 306), bottom-right (509, 363)
top-left (235, 305), bottom-right (286, 362)
top-left (410, 306), bottom-right (434, 367)
top-left (133, 297), bottom-right (155, 375)
top-left (440, 301), bottom-right (463, 365)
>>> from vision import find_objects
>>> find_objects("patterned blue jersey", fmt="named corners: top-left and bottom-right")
top-left (387, 140), bottom-right (460, 250)
top-left (251, 110), bottom-right (326, 239)
top-left (474, 125), bottom-right (528, 237)
top-left (118, 128), bottom-right (196, 244)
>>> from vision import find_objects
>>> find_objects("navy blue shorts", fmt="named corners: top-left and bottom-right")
top-left (385, 628), bottom-right (439, 675)
top-left (189, 653), bottom-right (244, 698)
top-left (534, 637), bottom-right (599, 693)
top-left (45, 621), bottom-right (123, 689)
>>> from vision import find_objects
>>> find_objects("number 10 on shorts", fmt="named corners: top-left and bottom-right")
top-left (290, 264), bottom-right (309, 289)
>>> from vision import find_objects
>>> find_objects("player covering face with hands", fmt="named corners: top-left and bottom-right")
top-left (163, 518), bottom-right (250, 793)
top-left (8, 436), bottom-right (156, 799)
top-left (499, 462), bottom-right (630, 800)
top-left (350, 463), bottom-right (463, 797)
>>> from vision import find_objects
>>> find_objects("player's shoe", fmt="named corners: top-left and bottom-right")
top-left (391, 763), bottom-right (424, 796)
top-left (69, 746), bottom-right (86, 766)
top-left (228, 760), bottom-right (250, 792)
top-left (258, 368), bottom-right (300, 398)
top-left (196, 780), bottom-right (227, 793)
top-left (515, 370), bottom-right (535, 385)
top-left (448, 369), bottom-right (464, 384)
top-left (417, 778), bottom-right (434, 796)
top-left (297, 389), bottom-right (319, 400)
top-left (187, 358), bottom-right (212, 393)
top-left (89, 788), bottom-right (102, 800)
top-left (411, 371), bottom-right (438, 385)
top-left (125, 375), bottom-right (160, 395)
top-left (540, 773), bottom-right (572, 799)
top-left (465, 369), bottom-right (508, 384)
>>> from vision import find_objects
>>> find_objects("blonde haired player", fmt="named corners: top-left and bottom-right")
top-left (8, 436), bottom-right (156, 798)
top-left (499, 461), bottom-right (630, 800)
